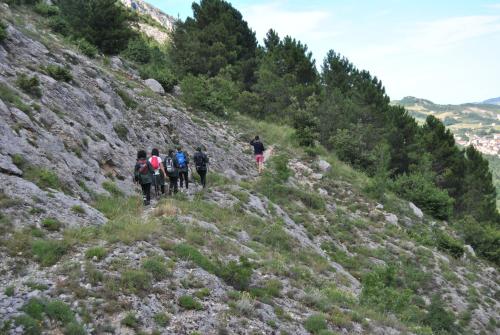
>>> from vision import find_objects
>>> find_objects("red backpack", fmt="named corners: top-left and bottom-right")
top-left (150, 156), bottom-right (160, 170)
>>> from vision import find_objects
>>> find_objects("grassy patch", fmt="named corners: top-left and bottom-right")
top-left (4, 286), bottom-right (15, 297)
top-left (116, 89), bottom-right (137, 109)
top-left (142, 255), bottom-right (170, 281)
top-left (178, 295), bottom-right (203, 310)
top-left (120, 269), bottom-right (152, 294)
top-left (153, 312), bottom-right (170, 327)
top-left (41, 217), bottom-right (63, 231)
top-left (0, 82), bottom-right (32, 113)
top-left (85, 246), bottom-right (107, 260)
top-left (42, 65), bottom-right (72, 82)
top-left (71, 205), bottom-right (86, 215)
top-left (304, 314), bottom-right (328, 334)
top-left (101, 181), bottom-right (123, 197)
top-left (16, 73), bottom-right (42, 97)
top-left (121, 312), bottom-right (139, 329)
top-left (32, 239), bottom-right (70, 266)
top-left (113, 123), bottom-right (129, 141)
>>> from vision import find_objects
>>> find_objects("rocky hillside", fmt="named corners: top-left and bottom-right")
top-left (0, 4), bottom-right (499, 335)
top-left (482, 97), bottom-right (500, 106)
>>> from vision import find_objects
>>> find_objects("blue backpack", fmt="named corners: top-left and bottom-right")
top-left (176, 152), bottom-right (186, 168)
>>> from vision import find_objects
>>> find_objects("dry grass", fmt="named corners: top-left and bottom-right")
top-left (153, 200), bottom-right (179, 217)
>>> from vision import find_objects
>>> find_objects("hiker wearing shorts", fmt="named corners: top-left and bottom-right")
top-left (149, 148), bottom-right (167, 196)
top-left (250, 136), bottom-right (265, 174)
top-left (134, 150), bottom-right (154, 206)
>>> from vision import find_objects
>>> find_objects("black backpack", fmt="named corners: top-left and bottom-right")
top-left (194, 153), bottom-right (207, 170)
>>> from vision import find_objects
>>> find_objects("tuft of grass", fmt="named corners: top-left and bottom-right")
top-left (153, 200), bottom-right (178, 217)
top-left (116, 89), bottom-right (138, 109)
top-left (102, 181), bottom-right (124, 197)
top-left (0, 20), bottom-right (7, 42)
top-left (178, 295), bottom-right (203, 310)
top-left (120, 269), bottom-right (152, 294)
top-left (0, 82), bottom-right (32, 113)
top-left (64, 322), bottom-right (87, 335)
top-left (41, 217), bottom-right (63, 231)
top-left (32, 239), bottom-right (70, 266)
top-left (45, 300), bottom-right (75, 325)
top-left (194, 288), bottom-right (210, 299)
top-left (42, 65), bottom-right (72, 82)
top-left (15, 315), bottom-right (41, 335)
top-left (74, 38), bottom-right (98, 58)
top-left (113, 123), bottom-right (129, 141)
top-left (121, 313), bottom-right (139, 329)
top-left (16, 73), bottom-right (42, 98)
top-left (34, 2), bottom-right (60, 16)
top-left (4, 286), bottom-right (15, 297)
top-left (174, 243), bottom-right (218, 274)
top-left (142, 256), bottom-right (170, 281)
top-left (217, 257), bottom-right (253, 291)
top-left (153, 313), bottom-right (170, 327)
top-left (21, 298), bottom-right (45, 320)
top-left (71, 205), bottom-right (86, 215)
top-left (304, 314), bottom-right (328, 334)
top-left (85, 246), bottom-right (107, 261)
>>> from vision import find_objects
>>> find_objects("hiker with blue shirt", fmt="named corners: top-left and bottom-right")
top-left (176, 146), bottom-right (190, 189)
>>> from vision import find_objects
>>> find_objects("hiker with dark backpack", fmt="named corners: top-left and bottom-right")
top-left (134, 150), bottom-right (154, 206)
top-left (149, 148), bottom-right (167, 197)
top-left (193, 146), bottom-right (209, 188)
top-left (164, 149), bottom-right (180, 195)
top-left (176, 146), bottom-right (190, 190)
top-left (250, 136), bottom-right (265, 174)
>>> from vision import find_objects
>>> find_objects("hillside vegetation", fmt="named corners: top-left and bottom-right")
top-left (0, 1), bottom-right (499, 335)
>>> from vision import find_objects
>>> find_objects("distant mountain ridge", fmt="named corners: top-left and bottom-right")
top-left (482, 97), bottom-right (500, 105)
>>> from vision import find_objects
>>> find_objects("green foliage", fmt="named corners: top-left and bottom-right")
top-left (180, 73), bottom-right (239, 117)
top-left (16, 73), bottom-right (41, 97)
top-left (217, 257), bottom-right (253, 291)
top-left (48, 15), bottom-right (70, 35)
top-left (64, 322), bottom-right (87, 335)
top-left (391, 172), bottom-right (454, 220)
top-left (21, 298), bottom-right (45, 320)
top-left (423, 296), bottom-right (457, 333)
top-left (58, 0), bottom-right (137, 54)
top-left (74, 38), bottom-right (98, 58)
top-left (457, 216), bottom-right (499, 265)
top-left (45, 300), bottom-right (75, 325)
top-left (122, 37), bottom-right (151, 64)
top-left (42, 65), bottom-right (72, 82)
top-left (41, 217), bottom-right (63, 231)
top-left (120, 269), bottom-right (152, 294)
top-left (116, 89), bottom-right (137, 109)
top-left (140, 64), bottom-right (177, 92)
top-left (121, 313), bottom-right (139, 329)
top-left (23, 167), bottom-right (62, 191)
top-left (178, 295), bottom-right (203, 310)
top-left (102, 181), bottom-right (124, 197)
top-left (34, 2), bottom-right (60, 16)
top-left (85, 246), bottom-right (107, 260)
top-left (113, 123), bottom-right (129, 140)
top-left (15, 315), bottom-right (41, 335)
top-left (0, 20), bottom-right (7, 42)
top-left (71, 205), bottom-right (86, 214)
top-left (0, 82), bottom-right (32, 113)
top-left (173, 243), bottom-right (218, 274)
top-left (142, 256), bottom-right (170, 280)
top-left (153, 313), bottom-right (170, 327)
top-left (32, 239), bottom-right (69, 266)
top-left (303, 314), bottom-right (328, 334)
top-left (4, 286), bottom-right (15, 297)
top-left (436, 232), bottom-right (464, 259)
top-left (172, 0), bottom-right (258, 87)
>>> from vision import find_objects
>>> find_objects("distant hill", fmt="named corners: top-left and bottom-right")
top-left (482, 97), bottom-right (500, 105)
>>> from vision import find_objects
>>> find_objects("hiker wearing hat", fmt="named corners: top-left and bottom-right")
top-left (193, 146), bottom-right (209, 188)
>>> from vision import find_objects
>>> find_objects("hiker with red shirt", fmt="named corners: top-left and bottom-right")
top-left (149, 148), bottom-right (167, 196)
top-left (250, 136), bottom-right (265, 174)
top-left (134, 150), bottom-right (154, 206)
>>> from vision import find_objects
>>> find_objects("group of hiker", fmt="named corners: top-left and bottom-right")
top-left (134, 136), bottom-right (265, 206)
top-left (134, 146), bottom-right (209, 205)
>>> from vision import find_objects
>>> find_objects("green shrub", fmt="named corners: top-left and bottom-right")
top-left (120, 270), bottom-right (152, 294)
top-left (153, 313), bottom-right (170, 327)
top-left (122, 37), bottom-right (151, 64)
top-left (15, 315), bottom-right (41, 335)
top-left (24, 167), bottom-right (62, 191)
top-left (423, 295), bottom-right (457, 333)
top-left (258, 223), bottom-right (293, 251)
top-left (458, 216), bottom-right (500, 265)
top-left (4, 285), bottom-right (15, 297)
top-left (64, 322), bottom-right (86, 335)
top-left (0, 82), bottom-right (32, 113)
top-left (71, 205), bottom-right (85, 214)
top-left (142, 256), bottom-right (169, 281)
top-left (32, 239), bottom-right (69, 266)
top-left (45, 300), bottom-right (75, 325)
top-left (42, 65), bottom-right (72, 82)
top-left (140, 64), bottom-right (177, 92)
top-left (48, 15), bottom-right (70, 35)
top-left (85, 246), bottom-right (107, 260)
top-left (34, 2), bottom-right (60, 16)
top-left (121, 312), bottom-right (139, 329)
top-left (74, 38), bottom-right (98, 58)
top-left (16, 73), bottom-right (42, 97)
top-left (194, 288), bottom-right (210, 299)
top-left (101, 181), bottom-right (123, 197)
top-left (116, 89), bottom-right (137, 109)
top-left (391, 172), bottom-right (454, 220)
top-left (304, 314), bottom-right (328, 334)
top-left (173, 243), bottom-right (218, 274)
top-left (178, 295), bottom-right (203, 310)
top-left (21, 298), bottom-right (45, 320)
top-left (0, 21), bottom-right (7, 42)
top-left (436, 232), bottom-right (464, 259)
top-left (217, 257), bottom-right (253, 291)
top-left (113, 123), bottom-right (129, 141)
top-left (41, 217), bottom-right (63, 231)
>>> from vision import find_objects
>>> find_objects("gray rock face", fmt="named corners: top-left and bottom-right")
top-left (144, 78), bottom-right (165, 95)
top-left (409, 202), bottom-right (424, 218)
top-left (317, 159), bottom-right (332, 173)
